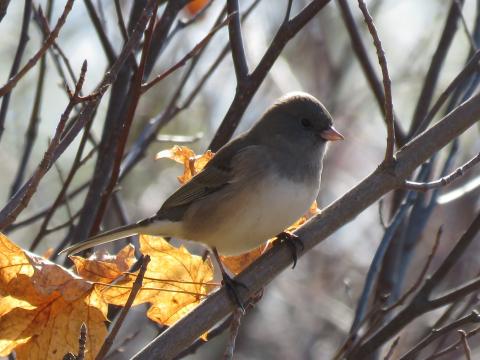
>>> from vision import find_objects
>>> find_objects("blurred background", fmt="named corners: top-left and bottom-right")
top-left (1, 0), bottom-right (480, 359)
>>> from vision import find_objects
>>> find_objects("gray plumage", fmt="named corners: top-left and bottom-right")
top-left (60, 92), bottom-right (343, 257)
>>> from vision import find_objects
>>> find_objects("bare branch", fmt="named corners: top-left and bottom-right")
top-left (0, 0), bottom-right (74, 98)
top-left (131, 73), bottom-right (480, 360)
top-left (404, 152), bottom-right (480, 191)
top-left (357, 0), bottom-right (395, 164)
top-left (141, 14), bottom-right (231, 94)
top-left (227, 0), bottom-right (249, 81)
top-left (398, 311), bottom-right (480, 360)
top-left (96, 255), bottom-right (151, 360)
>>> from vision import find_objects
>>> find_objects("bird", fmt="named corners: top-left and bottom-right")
top-left (60, 92), bottom-right (343, 306)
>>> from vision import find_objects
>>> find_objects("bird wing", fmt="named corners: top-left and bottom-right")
top-left (156, 136), bottom-right (254, 220)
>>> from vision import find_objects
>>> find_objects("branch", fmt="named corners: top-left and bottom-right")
top-left (404, 152), bottom-right (480, 191)
top-left (409, 0), bottom-right (464, 135)
top-left (350, 210), bottom-right (480, 358)
top-left (357, 0), bottom-right (395, 164)
top-left (227, 0), bottom-right (249, 81)
top-left (337, 0), bottom-right (406, 146)
top-left (0, 0), bottom-right (155, 229)
top-left (131, 71), bottom-right (480, 360)
top-left (398, 310), bottom-right (480, 360)
top-left (96, 255), bottom-right (151, 360)
top-left (0, 0), bottom-right (74, 98)
top-left (140, 14), bottom-right (231, 94)
top-left (0, 0), bottom-right (32, 140)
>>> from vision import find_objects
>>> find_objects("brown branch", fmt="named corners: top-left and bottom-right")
top-left (131, 71), bottom-right (480, 360)
top-left (357, 0), bottom-right (395, 164)
top-left (412, 49), bottom-right (480, 137)
top-left (337, 0), bottom-right (406, 146)
top-left (96, 255), bottom-right (151, 360)
top-left (0, 0), bottom-right (155, 230)
top-left (427, 326), bottom-right (480, 359)
top-left (140, 14), bottom-right (232, 94)
top-left (223, 309), bottom-right (243, 360)
top-left (83, 0), bottom-right (116, 64)
top-left (227, 0), bottom-right (248, 81)
top-left (409, 0), bottom-right (464, 136)
top-left (90, 1), bottom-right (159, 236)
top-left (0, 0), bottom-right (74, 98)
top-left (0, 60), bottom-right (89, 229)
top-left (114, 0), bottom-right (128, 42)
top-left (404, 152), bottom-right (480, 192)
top-left (397, 311), bottom-right (480, 360)
top-left (0, 0), bottom-right (32, 140)
top-left (458, 329), bottom-right (472, 360)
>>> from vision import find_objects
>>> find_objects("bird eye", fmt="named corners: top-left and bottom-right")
top-left (301, 118), bottom-right (312, 128)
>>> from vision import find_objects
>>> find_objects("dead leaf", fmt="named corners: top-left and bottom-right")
top-left (96, 235), bottom-right (214, 326)
top-left (156, 145), bottom-right (214, 184)
top-left (0, 233), bottom-right (107, 360)
top-left (71, 244), bottom-right (136, 283)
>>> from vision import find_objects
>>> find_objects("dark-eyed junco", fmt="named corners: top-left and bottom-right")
top-left (60, 92), bottom-right (343, 304)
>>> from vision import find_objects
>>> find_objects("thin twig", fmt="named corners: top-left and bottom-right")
top-left (458, 329), bottom-right (472, 360)
top-left (96, 255), bottom-right (151, 360)
top-left (337, 0), bottom-right (405, 146)
top-left (141, 14), bottom-right (232, 94)
top-left (426, 326), bottom-right (480, 360)
top-left (398, 311), bottom-right (480, 360)
top-left (404, 152), bottom-right (480, 191)
top-left (357, 0), bottom-right (395, 164)
top-left (114, 0), bottom-right (128, 42)
top-left (223, 308), bottom-right (244, 360)
top-left (0, 0), bottom-right (32, 140)
top-left (0, 0), bottom-right (75, 98)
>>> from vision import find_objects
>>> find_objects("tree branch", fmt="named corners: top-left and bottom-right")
top-left (131, 71), bottom-right (480, 360)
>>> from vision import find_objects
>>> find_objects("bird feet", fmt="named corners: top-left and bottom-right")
top-left (221, 272), bottom-right (248, 313)
top-left (276, 231), bottom-right (304, 268)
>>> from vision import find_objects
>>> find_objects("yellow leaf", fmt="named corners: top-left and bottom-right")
top-left (0, 233), bottom-right (108, 359)
top-left (155, 145), bottom-right (215, 184)
top-left (96, 235), bottom-right (214, 326)
top-left (71, 244), bottom-right (136, 283)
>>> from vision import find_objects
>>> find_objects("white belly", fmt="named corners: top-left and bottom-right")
top-left (202, 176), bottom-right (318, 255)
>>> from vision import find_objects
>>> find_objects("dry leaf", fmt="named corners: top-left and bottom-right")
top-left (96, 235), bottom-right (214, 326)
top-left (156, 145), bottom-right (214, 184)
top-left (0, 233), bottom-right (107, 360)
top-left (71, 244), bottom-right (136, 283)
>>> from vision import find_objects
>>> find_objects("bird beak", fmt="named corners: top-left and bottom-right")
top-left (320, 126), bottom-right (344, 141)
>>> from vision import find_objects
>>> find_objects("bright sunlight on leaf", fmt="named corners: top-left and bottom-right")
top-left (0, 233), bottom-right (107, 360)
top-left (96, 235), bottom-right (214, 326)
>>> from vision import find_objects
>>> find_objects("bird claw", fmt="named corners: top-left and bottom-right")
top-left (276, 231), bottom-right (304, 269)
top-left (221, 273), bottom-right (248, 314)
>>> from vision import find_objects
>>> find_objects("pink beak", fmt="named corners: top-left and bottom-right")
top-left (320, 126), bottom-right (344, 141)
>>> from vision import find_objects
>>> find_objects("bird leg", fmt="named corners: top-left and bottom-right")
top-left (211, 247), bottom-right (248, 313)
top-left (276, 231), bottom-right (304, 268)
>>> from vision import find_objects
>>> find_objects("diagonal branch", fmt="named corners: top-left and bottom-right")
top-left (0, 0), bottom-right (75, 98)
top-left (131, 70), bottom-right (480, 360)
top-left (357, 0), bottom-right (395, 164)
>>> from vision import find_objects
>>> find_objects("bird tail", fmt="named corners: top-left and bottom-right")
top-left (59, 221), bottom-right (149, 256)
